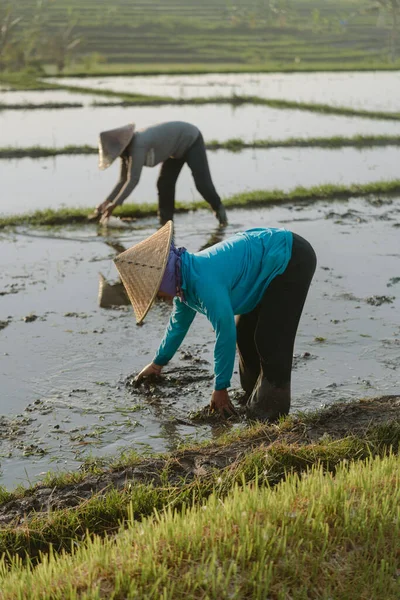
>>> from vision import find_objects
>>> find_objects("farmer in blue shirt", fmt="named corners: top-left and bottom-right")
top-left (114, 221), bottom-right (316, 421)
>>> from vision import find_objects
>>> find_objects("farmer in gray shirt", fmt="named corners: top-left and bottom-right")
top-left (92, 121), bottom-right (228, 226)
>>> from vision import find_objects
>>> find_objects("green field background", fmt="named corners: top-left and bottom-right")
top-left (12, 0), bottom-right (396, 69)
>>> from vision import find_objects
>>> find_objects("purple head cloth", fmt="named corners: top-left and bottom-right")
top-left (159, 241), bottom-right (186, 299)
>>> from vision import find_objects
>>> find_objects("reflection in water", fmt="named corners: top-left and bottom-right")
top-left (198, 225), bottom-right (226, 251)
top-left (98, 226), bottom-right (229, 307)
top-left (98, 238), bottom-right (130, 308)
top-left (98, 273), bottom-right (130, 308)
top-left (103, 239), bottom-right (129, 255)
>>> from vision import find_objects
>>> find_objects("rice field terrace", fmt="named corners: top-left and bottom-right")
top-left (1, 70), bottom-right (400, 492)
top-left (5, 0), bottom-right (400, 73)
top-left (2, 17), bottom-right (400, 591)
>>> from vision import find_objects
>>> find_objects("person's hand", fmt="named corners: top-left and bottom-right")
top-left (87, 207), bottom-right (101, 222)
top-left (134, 362), bottom-right (162, 385)
top-left (210, 389), bottom-right (237, 418)
top-left (99, 204), bottom-right (115, 224)
top-left (88, 201), bottom-right (112, 222)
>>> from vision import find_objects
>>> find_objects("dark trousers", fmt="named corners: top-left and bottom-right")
top-left (237, 233), bottom-right (317, 421)
top-left (157, 133), bottom-right (222, 222)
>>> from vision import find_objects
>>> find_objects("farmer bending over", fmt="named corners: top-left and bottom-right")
top-left (91, 121), bottom-right (228, 226)
top-left (114, 222), bottom-right (316, 421)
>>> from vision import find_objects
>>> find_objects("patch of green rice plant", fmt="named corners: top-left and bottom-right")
top-left (0, 419), bottom-right (399, 568)
top-left (4, 135), bottom-right (400, 160)
top-left (2, 180), bottom-right (400, 229)
top-left (0, 453), bottom-right (399, 599)
top-left (0, 102), bottom-right (83, 110)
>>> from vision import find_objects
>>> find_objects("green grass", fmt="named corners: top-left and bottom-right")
top-left (0, 145), bottom-right (96, 159)
top-left (0, 102), bottom-right (83, 110)
top-left (0, 73), bottom-right (57, 91)
top-left (208, 135), bottom-right (400, 150)
top-left (60, 60), bottom-right (400, 76)
top-left (3, 135), bottom-right (400, 160)
top-left (4, 59), bottom-right (400, 95)
top-left (5, 89), bottom-right (400, 122)
top-left (0, 452), bottom-right (399, 598)
top-left (3, 0), bottom-right (400, 86)
top-left (88, 89), bottom-right (400, 121)
top-left (97, 94), bottom-right (400, 121)
top-left (0, 419), bottom-right (399, 565)
top-left (87, 88), bottom-right (400, 120)
top-left (3, 77), bottom-right (400, 124)
top-left (1, 180), bottom-right (400, 228)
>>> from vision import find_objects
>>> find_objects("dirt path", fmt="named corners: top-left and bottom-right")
top-left (0, 395), bottom-right (398, 527)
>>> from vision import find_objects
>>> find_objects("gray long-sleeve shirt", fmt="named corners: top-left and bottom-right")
top-left (105, 121), bottom-right (200, 208)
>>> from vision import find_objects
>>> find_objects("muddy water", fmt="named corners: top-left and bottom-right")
top-left (0, 197), bottom-right (399, 489)
top-left (51, 72), bottom-right (400, 112)
top-left (3, 103), bottom-right (400, 148)
top-left (2, 146), bottom-right (400, 216)
top-left (0, 89), bottom-right (120, 107)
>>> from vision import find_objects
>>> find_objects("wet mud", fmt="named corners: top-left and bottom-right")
top-left (0, 395), bottom-right (398, 526)
top-left (0, 198), bottom-right (399, 490)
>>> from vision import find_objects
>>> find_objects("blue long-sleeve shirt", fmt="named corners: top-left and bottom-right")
top-left (154, 228), bottom-right (293, 390)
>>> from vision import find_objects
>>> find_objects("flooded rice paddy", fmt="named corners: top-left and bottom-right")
top-left (1, 72), bottom-right (400, 491)
top-left (2, 146), bottom-right (400, 215)
top-left (51, 71), bottom-right (400, 112)
top-left (3, 103), bottom-right (400, 149)
top-left (0, 198), bottom-right (399, 489)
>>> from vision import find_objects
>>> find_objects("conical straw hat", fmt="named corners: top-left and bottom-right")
top-left (113, 221), bottom-right (173, 323)
top-left (98, 123), bottom-right (135, 170)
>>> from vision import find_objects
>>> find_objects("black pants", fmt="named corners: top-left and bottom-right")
top-left (157, 133), bottom-right (222, 222)
top-left (237, 233), bottom-right (317, 421)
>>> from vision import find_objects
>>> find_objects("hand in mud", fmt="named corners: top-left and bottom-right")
top-left (87, 208), bottom-right (101, 222)
top-left (210, 389), bottom-right (237, 418)
top-left (134, 362), bottom-right (162, 385)
top-left (99, 204), bottom-right (115, 224)
top-left (88, 202), bottom-right (113, 223)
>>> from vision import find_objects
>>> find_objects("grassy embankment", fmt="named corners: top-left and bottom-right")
top-left (1, 180), bottom-right (400, 228)
top-left (0, 400), bottom-right (399, 598)
top-left (3, 135), bottom-right (400, 160)
top-left (1, 456), bottom-right (399, 598)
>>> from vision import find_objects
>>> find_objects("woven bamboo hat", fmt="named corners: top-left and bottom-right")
top-left (113, 221), bottom-right (173, 323)
top-left (98, 123), bottom-right (135, 170)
